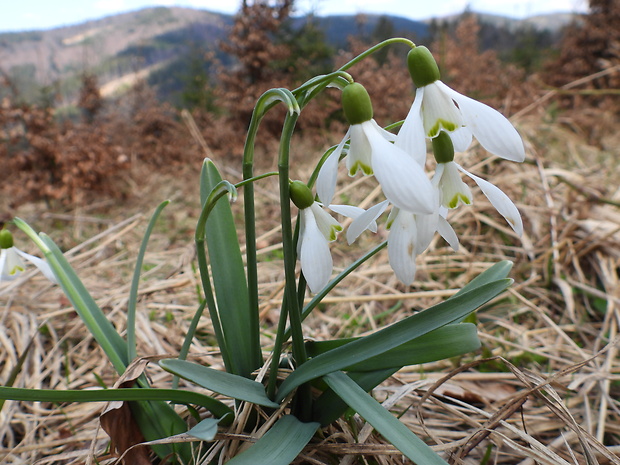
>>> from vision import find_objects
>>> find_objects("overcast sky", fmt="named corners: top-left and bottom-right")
top-left (0, 0), bottom-right (589, 33)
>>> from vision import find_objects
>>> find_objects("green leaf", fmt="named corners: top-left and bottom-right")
top-left (0, 386), bottom-right (233, 421)
top-left (159, 359), bottom-right (279, 409)
top-left (226, 415), bottom-right (319, 465)
top-left (188, 415), bottom-right (231, 441)
top-left (324, 371), bottom-right (448, 465)
top-left (199, 160), bottom-right (261, 377)
top-left (276, 279), bottom-right (511, 402)
top-left (38, 233), bottom-right (128, 375)
top-left (127, 200), bottom-right (169, 362)
top-left (312, 368), bottom-right (398, 426)
top-left (306, 323), bottom-right (480, 371)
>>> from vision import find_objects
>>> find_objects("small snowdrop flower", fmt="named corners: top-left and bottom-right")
top-left (316, 82), bottom-right (435, 215)
top-left (397, 45), bottom-right (525, 163)
top-left (342, 198), bottom-right (458, 286)
top-left (0, 229), bottom-right (58, 284)
top-left (432, 132), bottom-right (523, 236)
top-left (290, 181), bottom-right (342, 293)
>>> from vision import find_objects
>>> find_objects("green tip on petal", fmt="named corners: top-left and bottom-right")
top-left (289, 180), bottom-right (315, 210)
top-left (432, 131), bottom-right (455, 163)
top-left (448, 193), bottom-right (472, 209)
top-left (341, 83), bottom-right (373, 125)
top-left (0, 229), bottom-right (14, 249)
top-left (407, 46), bottom-right (440, 88)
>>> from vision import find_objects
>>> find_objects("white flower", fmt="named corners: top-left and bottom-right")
top-left (398, 80), bottom-right (525, 163)
top-left (317, 120), bottom-right (435, 215)
top-left (0, 246), bottom-right (58, 284)
top-left (297, 202), bottom-right (343, 293)
top-left (342, 198), bottom-right (458, 286)
top-left (434, 161), bottom-right (523, 236)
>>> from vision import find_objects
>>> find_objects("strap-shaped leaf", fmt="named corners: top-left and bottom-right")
top-left (324, 371), bottom-right (448, 465)
top-left (306, 323), bottom-right (480, 371)
top-left (0, 386), bottom-right (233, 421)
top-left (276, 279), bottom-right (511, 402)
top-left (199, 160), bottom-right (262, 377)
top-left (313, 368), bottom-right (398, 426)
top-left (226, 415), bottom-right (319, 465)
top-left (160, 359), bottom-right (278, 408)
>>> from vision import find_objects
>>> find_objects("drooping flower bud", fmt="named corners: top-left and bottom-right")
top-left (407, 46), bottom-right (440, 88)
top-left (0, 229), bottom-right (14, 249)
top-left (341, 83), bottom-right (373, 125)
top-left (289, 180), bottom-right (315, 210)
top-left (431, 131), bottom-right (455, 164)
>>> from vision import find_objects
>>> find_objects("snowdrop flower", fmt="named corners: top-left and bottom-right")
top-left (290, 181), bottom-right (343, 293)
top-left (316, 82), bottom-right (435, 215)
top-left (432, 132), bottom-right (523, 236)
top-left (0, 229), bottom-right (58, 284)
top-left (397, 46), bottom-right (525, 163)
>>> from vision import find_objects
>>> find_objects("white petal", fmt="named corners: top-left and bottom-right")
top-left (365, 127), bottom-right (435, 215)
top-left (458, 165), bottom-right (523, 236)
top-left (438, 81), bottom-right (525, 162)
top-left (370, 119), bottom-right (397, 142)
top-left (437, 161), bottom-right (472, 209)
top-left (387, 212), bottom-right (417, 285)
top-left (310, 203), bottom-right (342, 242)
top-left (328, 203), bottom-right (378, 234)
top-left (395, 88), bottom-right (427, 165)
top-left (345, 200), bottom-right (389, 244)
top-left (15, 248), bottom-right (58, 284)
top-left (437, 216), bottom-right (459, 251)
top-left (413, 212), bottom-right (438, 254)
top-left (347, 123), bottom-right (373, 176)
top-left (299, 209), bottom-right (333, 293)
top-left (317, 130), bottom-right (349, 205)
top-left (1, 248), bottom-right (25, 281)
top-left (449, 127), bottom-right (473, 153)
top-left (422, 82), bottom-right (463, 138)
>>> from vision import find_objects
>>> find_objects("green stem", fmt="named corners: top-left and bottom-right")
top-left (277, 112), bottom-right (307, 368)
top-left (338, 38), bottom-right (415, 72)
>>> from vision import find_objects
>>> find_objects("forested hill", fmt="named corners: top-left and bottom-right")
top-left (0, 6), bottom-right (576, 105)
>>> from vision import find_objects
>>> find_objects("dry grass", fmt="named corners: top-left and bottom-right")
top-left (1, 103), bottom-right (620, 465)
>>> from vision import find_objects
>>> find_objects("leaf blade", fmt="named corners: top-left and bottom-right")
top-left (160, 359), bottom-right (279, 408)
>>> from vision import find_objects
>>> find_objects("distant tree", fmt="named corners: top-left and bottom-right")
top-left (77, 73), bottom-right (103, 123)
top-left (371, 16), bottom-right (396, 65)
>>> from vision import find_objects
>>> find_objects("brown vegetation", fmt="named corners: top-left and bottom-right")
top-left (1, 3), bottom-right (620, 464)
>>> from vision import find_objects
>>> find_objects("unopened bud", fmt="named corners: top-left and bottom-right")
top-left (341, 83), bottom-right (373, 125)
top-left (289, 180), bottom-right (315, 210)
top-left (407, 46), bottom-right (440, 88)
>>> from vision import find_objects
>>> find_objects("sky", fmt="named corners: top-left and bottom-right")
top-left (0, 0), bottom-right (589, 33)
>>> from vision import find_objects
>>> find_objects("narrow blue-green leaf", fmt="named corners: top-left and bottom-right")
top-left (187, 416), bottom-right (230, 441)
top-left (455, 260), bottom-right (513, 297)
top-left (0, 386), bottom-right (233, 419)
top-left (306, 323), bottom-right (480, 371)
top-left (324, 371), bottom-right (448, 465)
top-left (38, 233), bottom-right (128, 375)
top-left (200, 160), bottom-right (261, 377)
top-left (313, 368), bottom-right (398, 426)
top-left (127, 200), bottom-right (169, 362)
top-left (226, 415), bottom-right (318, 465)
top-left (276, 279), bottom-right (511, 402)
top-left (159, 359), bottom-right (278, 409)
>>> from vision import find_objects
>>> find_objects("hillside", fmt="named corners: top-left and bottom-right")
top-left (0, 6), bottom-right (576, 105)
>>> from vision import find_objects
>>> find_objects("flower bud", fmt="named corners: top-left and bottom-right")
top-left (407, 46), bottom-right (440, 88)
top-left (0, 229), bottom-right (14, 249)
top-left (289, 180), bottom-right (315, 210)
top-left (432, 131), bottom-right (455, 164)
top-left (341, 83), bottom-right (373, 125)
